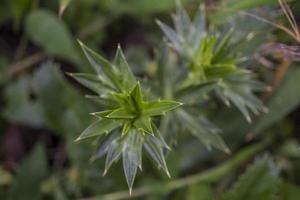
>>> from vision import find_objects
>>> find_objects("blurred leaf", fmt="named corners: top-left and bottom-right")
top-left (113, 0), bottom-right (195, 15)
top-left (210, 0), bottom-right (290, 24)
top-left (279, 182), bottom-right (300, 200)
top-left (75, 119), bottom-right (121, 141)
top-left (223, 0), bottom-right (280, 11)
top-left (176, 109), bottom-right (230, 153)
top-left (143, 100), bottom-right (182, 116)
top-left (32, 62), bottom-right (91, 135)
top-left (7, 144), bottom-right (48, 200)
top-left (0, 167), bottom-right (13, 186)
top-left (0, 0), bottom-right (10, 24)
top-left (25, 10), bottom-right (82, 65)
top-left (122, 130), bottom-right (143, 193)
top-left (144, 133), bottom-right (170, 177)
top-left (3, 76), bottom-right (45, 127)
top-left (278, 139), bottom-right (300, 158)
top-left (252, 66), bottom-right (300, 134)
top-left (0, 56), bottom-right (10, 84)
top-left (186, 184), bottom-right (213, 200)
top-left (10, 0), bottom-right (37, 28)
top-left (223, 156), bottom-right (279, 200)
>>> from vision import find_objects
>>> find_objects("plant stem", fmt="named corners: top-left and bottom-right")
top-left (80, 142), bottom-right (266, 200)
top-left (262, 58), bottom-right (291, 100)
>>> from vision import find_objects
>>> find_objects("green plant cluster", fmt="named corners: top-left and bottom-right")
top-left (69, 42), bottom-right (181, 191)
top-left (70, 3), bottom-right (268, 191)
top-left (1, 0), bottom-right (300, 199)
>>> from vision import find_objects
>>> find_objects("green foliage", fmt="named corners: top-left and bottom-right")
top-left (71, 41), bottom-right (181, 191)
top-left (3, 75), bottom-right (45, 127)
top-left (157, 3), bottom-right (266, 123)
top-left (10, 0), bottom-right (38, 28)
top-left (223, 156), bottom-right (279, 200)
top-left (253, 66), bottom-right (300, 134)
top-left (25, 10), bottom-right (82, 66)
top-left (7, 144), bottom-right (48, 200)
top-left (1, 0), bottom-right (300, 199)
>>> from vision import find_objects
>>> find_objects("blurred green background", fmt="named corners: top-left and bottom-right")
top-left (1, 0), bottom-right (300, 199)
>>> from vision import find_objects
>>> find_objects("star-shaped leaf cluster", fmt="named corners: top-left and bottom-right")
top-left (157, 3), bottom-right (267, 122)
top-left (69, 41), bottom-right (182, 193)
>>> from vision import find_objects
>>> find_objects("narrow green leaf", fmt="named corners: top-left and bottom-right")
top-left (212, 29), bottom-right (234, 63)
top-left (114, 45), bottom-right (136, 90)
top-left (130, 82), bottom-right (144, 110)
top-left (67, 73), bottom-right (115, 94)
top-left (78, 41), bottom-right (120, 90)
top-left (176, 109), bottom-right (230, 153)
top-left (143, 100), bottom-right (183, 116)
top-left (252, 66), bottom-right (300, 134)
top-left (75, 119), bottom-right (121, 141)
top-left (26, 10), bottom-right (81, 65)
top-left (144, 134), bottom-right (170, 177)
top-left (123, 131), bottom-right (143, 193)
top-left (106, 108), bottom-right (135, 119)
top-left (204, 65), bottom-right (238, 79)
top-left (153, 123), bottom-right (171, 150)
top-left (104, 138), bottom-right (123, 175)
top-left (134, 116), bottom-right (153, 134)
top-left (94, 134), bottom-right (118, 160)
top-left (91, 110), bottom-right (114, 118)
top-left (156, 20), bottom-right (181, 51)
top-left (174, 0), bottom-right (191, 38)
top-left (279, 182), bottom-right (300, 200)
top-left (122, 121), bottom-right (132, 135)
top-left (223, 156), bottom-right (279, 200)
top-left (85, 95), bottom-right (118, 108)
top-left (7, 144), bottom-right (48, 200)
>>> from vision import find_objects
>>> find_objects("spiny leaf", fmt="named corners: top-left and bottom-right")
top-left (174, 0), bottom-right (191, 38)
top-left (122, 121), bottom-right (132, 136)
top-left (156, 20), bottom-right (181, 51)
top-left (93, 133), bottom-right (118, 160)
top-left (75, 119), bottom-right (121, 141)
top-left (85, 95), bottom-right (117, 108)
top-left (212, 28), bottom-right (234, 63)
top-left (105, 108), bottom-right (135, 119)
top-left (204, 65), bottom-right (239, 79)
top-left (144, 134), bottom-right (170, 177)
top-left (67, 73), bottom-right (114, 94)
top-left (143, 100), bottom-right (183, 116)
top-left (123, 131), bottom-right (143, 194)
top-left (134, 116), bottom-right (153, 134)
top-left (130, 82), bottom-right (144, 110)
top-left (114, 45), bottom-right (136, 91)
top-left (78, 40), bottom-right (119, 90)
top-left (104, 138), bottom-right (123, 175)
top-left (176, 109), bottom-right (230, 154)
top-left (91, 110), bottom-right (114, 118)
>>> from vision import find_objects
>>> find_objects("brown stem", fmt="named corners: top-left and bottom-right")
top-left (262, 59), bottom-right (291, 100)
top-left (8, 52), bottom-right (47, 76)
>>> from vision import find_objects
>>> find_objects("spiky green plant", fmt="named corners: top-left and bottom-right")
top-left (157, 2), bottom-right (267, 123)
top-left (69, 41), bottom-right (182, 193)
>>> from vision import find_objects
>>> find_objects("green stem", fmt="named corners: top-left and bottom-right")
top-left (80, 142), bottom-right (266, 200)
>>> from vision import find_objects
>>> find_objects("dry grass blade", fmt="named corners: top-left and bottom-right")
top-left (241, 0), bottom-right (300, 43)
top-left (278, 0), bottom-right (300, 39)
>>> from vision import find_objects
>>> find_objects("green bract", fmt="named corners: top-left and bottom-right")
top-left (69, 41), bottom-right (182, 193)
